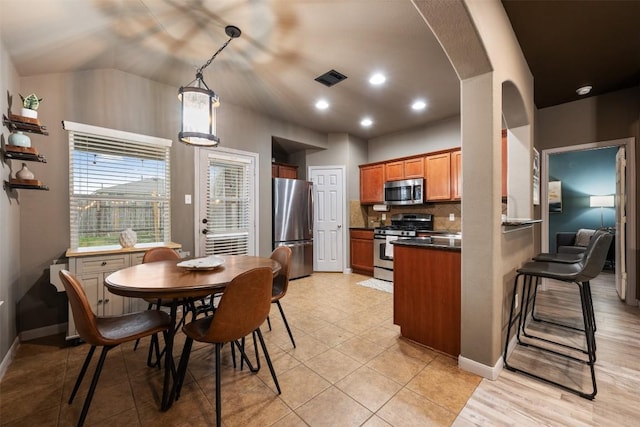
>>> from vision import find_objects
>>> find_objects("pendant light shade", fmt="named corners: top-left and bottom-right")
top-left (179, 73), bottom-right (220, 146)
top-left (178, 25), bottom-right (241, 147)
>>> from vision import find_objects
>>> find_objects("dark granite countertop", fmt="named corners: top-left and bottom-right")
top-left (391, 236), bottom-right (461, 251)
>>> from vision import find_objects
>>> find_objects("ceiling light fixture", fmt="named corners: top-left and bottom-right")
top-left (179, 25), bottom-right (241, 146)
top-left (360, 117), bottom-right (373, 127)
top-left (369, 73), bottom-right (386, 85)
top-left (576, 85), bottom-right (592, 96)
top-left (315, 99), bottom-right (329, 110)
top-left (411, 100), bottom-right (427, 111)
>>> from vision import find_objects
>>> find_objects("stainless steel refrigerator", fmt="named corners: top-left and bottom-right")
top-left (273, 178), bottom-right (313, 279)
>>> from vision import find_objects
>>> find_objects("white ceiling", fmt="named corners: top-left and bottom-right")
top-left (1, 0), bottom-right (460, 140)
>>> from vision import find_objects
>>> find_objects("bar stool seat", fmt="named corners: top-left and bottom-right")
top-left (503, 231), bottom-right (613, 400)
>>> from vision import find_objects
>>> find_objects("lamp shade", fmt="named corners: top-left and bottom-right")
top-left (178, 73), bottom-right (220, 146)
top-left (589, 195), bottom-right (614, 208)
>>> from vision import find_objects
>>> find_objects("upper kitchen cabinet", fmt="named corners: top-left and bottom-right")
top-left (451, 150), bottom-right (462, 200)
top-left (272, 162), bottom-right (298, 179)
top-left (425, 152), bottom-right (451, 201)
top-left (360, 163), bottom-right (385, 204)
top-left (385, 157), bottom-right (424, 181)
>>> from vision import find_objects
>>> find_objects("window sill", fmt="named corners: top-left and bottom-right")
top-left (66, 242), bottom-right (182, 257)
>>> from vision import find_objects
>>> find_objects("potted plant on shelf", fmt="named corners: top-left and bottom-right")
top-left (19, 93), bottom-right (43, 119)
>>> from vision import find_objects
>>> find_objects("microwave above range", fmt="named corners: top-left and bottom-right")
top-left (384, 178), bottom-right (424, 205)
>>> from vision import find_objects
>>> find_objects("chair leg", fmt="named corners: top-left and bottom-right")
top-left (267, 315), bottom-right (272, 331)
top-left (77, 346), bottom-right (112, 427)
top-left (215, 343), bottom-right (222, 427)
top-left (173, 337), bottom-right (193, 401)
top-left (276, 301), bottom-right (296, 348)
top-left (69, 345), bottom-right (97, 404)
top-left (255, 328), bottom-right (281, 394)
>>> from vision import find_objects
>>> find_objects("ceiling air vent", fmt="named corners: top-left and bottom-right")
top-left (314, 69), bottom-right (348, 87)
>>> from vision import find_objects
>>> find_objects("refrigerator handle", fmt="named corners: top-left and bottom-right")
top-left (308, 183), bottom-right (314, 236)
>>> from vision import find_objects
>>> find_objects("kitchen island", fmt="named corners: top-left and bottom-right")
top-left (392, 237), bottom-right (461, 356)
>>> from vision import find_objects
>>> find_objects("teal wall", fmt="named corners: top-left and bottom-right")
top-left (548, 146), bottom-right (617, 250)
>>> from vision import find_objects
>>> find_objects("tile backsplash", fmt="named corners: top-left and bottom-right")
top-left (349, 200), bottom-right (461, 232)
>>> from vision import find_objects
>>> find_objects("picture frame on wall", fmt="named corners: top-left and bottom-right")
top-left (548, 180), bottom-right (562, 213)
top-left (533, 148), bottom-right (540, 205)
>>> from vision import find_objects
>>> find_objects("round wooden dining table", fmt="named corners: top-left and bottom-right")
top-left (104, 255), bottom-right (281, 411)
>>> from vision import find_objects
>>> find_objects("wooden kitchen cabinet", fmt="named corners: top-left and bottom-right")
top-left (451, 150), bottom-right (462, 200)
top-left (393, 244), bottom-right (461, 356)
top-left (359, 163), bottom-right (385, 204)
top-left (425, 152), bottom-right (451, 201)
top-left (350, 229), bottom-right (374, 276)
top-left (272, 162), bottom-right (298, 179)
top-left (384, 158), bottom-right (424, 181)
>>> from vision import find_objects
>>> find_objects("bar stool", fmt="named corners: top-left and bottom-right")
top-left (530, 229), bottom-right (611, 335)
top-left (503, 231), bottom-right (613, 399)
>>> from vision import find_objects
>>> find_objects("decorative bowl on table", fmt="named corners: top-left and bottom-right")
top-left (177, 255), bottom-right (225, 270)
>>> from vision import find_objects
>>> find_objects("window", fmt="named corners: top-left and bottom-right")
top-left (64, 121), bottom-right (172, 249)
top-left (199, 149), bottom-right (256, 256)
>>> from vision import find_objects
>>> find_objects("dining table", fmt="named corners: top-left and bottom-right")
top-left (104, 254), bottom-right (281, 411)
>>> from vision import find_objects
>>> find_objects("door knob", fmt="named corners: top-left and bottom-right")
top-left (337, 224), bottom-right (342, 229)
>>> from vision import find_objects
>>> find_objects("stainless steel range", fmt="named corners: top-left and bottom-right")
top-left (373, 213), bottom-right (433, 282)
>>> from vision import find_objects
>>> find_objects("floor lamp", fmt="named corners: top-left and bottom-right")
top-left (589, 195), bottom-right (614, 228)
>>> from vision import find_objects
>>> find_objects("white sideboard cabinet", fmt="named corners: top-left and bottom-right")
top-left (64, 243), bottom-right (181, 341)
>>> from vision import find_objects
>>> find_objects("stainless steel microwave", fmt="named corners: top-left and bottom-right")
top-left (384, 178), bottom-right (424, 205)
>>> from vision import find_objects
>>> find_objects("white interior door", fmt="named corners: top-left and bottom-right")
top-left (310, 166), bottom-right (344, 272)
top-left (615, 146), bottom-right (627, 300)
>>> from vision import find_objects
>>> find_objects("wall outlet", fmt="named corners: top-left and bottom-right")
top-left (184, 194), bottom-right (192, 205)
top-left (449, 213), bottom-right (455, 221)
top-left (381, 213), bottom-right (386, 221)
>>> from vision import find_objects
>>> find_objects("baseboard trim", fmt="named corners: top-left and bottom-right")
top-left (19, 323), bottom-right (67, 342)
top-left (0, 336), bottom-right (20, 382)
top-left (458, 336), bottom-right (516, 381)
top-left (344, 268), bottom-right (353, 274)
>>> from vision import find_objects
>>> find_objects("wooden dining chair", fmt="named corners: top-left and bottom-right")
top-left (267, 246), bottom-right (296, 347)
top-left (173, 267), bottom-right (281, 426)
top-left (59, 270), bottom-right (170, 427)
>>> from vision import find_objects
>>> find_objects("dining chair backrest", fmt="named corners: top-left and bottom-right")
top-left (60, 270), bottom-right (103, 346)
top-left (143, 247), bottom-right (181, 263)
top-left (203, 267), bottom-right (273, 343)
top-left (577, 231), bottom-right (614, 281)
top-left (270, 246), bottom-right (292, 298)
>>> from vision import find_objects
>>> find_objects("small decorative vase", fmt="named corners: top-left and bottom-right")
top-left (8, 131), bottom-right (31, 147)
top-left (21, 107), bottom-right (38, 119)
top-left (119, 228), bottom-right (137, 248)
top-left (16, 163), bottom-right (35, 180)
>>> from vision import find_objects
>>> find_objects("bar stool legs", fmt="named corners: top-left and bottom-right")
top-left (503, 272), bottom-right (597, 399)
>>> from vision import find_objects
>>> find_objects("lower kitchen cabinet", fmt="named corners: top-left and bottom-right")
top-left (393, 244), bottom-right (461, 356)
top-left (65, 244), bottom-right (180, 341)
top-left (349, 229), bottom-right (374, 276)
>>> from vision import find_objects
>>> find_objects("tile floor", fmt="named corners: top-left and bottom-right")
top-left (0, 272), bottom-right (482, 426)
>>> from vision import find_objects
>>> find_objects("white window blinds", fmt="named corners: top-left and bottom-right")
top-left (205, 155), bottom-right (252, 256)
top-left (64, 121), bottom-right (172, 249)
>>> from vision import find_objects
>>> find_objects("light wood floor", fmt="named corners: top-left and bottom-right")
top-left (455, 270), bottom-right (640, 426)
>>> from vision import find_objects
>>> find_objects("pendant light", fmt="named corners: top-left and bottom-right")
top-left (179, 25), bottom-right (241, 146)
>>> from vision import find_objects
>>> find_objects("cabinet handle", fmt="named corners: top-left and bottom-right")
top-left (104, 298), bottom-right (110, 304)
top-left (101, 261), bottom-right (107, 266)
top-left (98, 299), bottom-right (103, 304)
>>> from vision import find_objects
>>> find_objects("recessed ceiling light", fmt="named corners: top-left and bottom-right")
top-left (360, 117), bottom-right (373, 127)
top-left (369, 73), bottom-right (386, 85)
top-left (411, 100), bottom-right (427, 111)
top-left (576, 85), bottom-right (592, 96)
top-left (315, 99), bottom-right (329, 110)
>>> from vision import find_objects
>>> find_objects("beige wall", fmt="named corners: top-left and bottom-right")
top-left (0, 37), bottom-right (22, 363)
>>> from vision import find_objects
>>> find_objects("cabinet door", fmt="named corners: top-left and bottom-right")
top-left (101, 271), bottom-right (126, 317)
top-left (350, 230), bottom-right (374, 275)
top-left (360, 164), bottom-right (385, 204)
top-left (278, 165), bottom-right (298, 179)
top-left (385, 161), bottom-right (404, 181)
top-left (80, 273), bottom-right (101, 317)
top-left (425, 153), bottom-right (451, 201)
top-left (404, 157), bottom-right (424, 179)
top-left (451, 150), bottom-right (462, 200)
